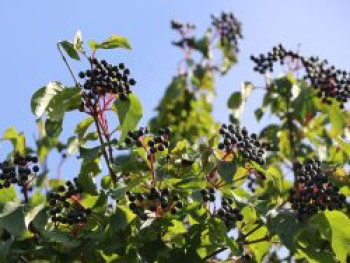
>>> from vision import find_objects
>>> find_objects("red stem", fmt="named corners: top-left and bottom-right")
top-left (150, 154), bottom-right (155, 186)
top-left (23, 181), bottom-right (29, 204)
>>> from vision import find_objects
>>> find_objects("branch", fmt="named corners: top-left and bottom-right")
top-left (56, 43), bottom-right (79, 87)
top-left (93, 116), bottom-right (117, 184)
top-left (23, 181), bottom-right (29, 204)
top-left (202, 246), bottom-right (228, 261)
top-left (243, 235), bottom-right (269, 245)
top-left (150, 153), bottom-right (156, 186)
top-left (238, 221), bottom-right (264, 241)
top-left (285, 91), bottom-right (297, 179)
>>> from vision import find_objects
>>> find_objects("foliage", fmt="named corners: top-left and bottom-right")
top-left (0, 13), bottom-right (349, 263)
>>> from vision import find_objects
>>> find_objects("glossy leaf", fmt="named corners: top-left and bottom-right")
top-left (311, 211), bottom-right (350, 263)
top-left (89, 35), bottom-right (131, 51)
top-left (45, 119), bottom-right (63, 137)
top-left (59, 40), bottom-right (80, 60)
top-left (114, 94), bottom-right (143, 142)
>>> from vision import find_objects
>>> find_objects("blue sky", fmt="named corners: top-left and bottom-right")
top-left (1, 0), bottom-right (350, 175)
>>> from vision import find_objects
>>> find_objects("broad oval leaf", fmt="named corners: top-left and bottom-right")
top-left (59, 40), bottom-right (80, 60)
top-left (31, 82), bottom-right (64, 118)
top-left (89, 35), bottom-right (131, 51)
top-left (114, 93), bottom-right (143, 142)
top-left (45, 119), bottom-right (63, 138)
top-left (311, 211), bottom-right (350, 263)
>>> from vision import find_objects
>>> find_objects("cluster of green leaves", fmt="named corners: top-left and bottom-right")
top-left (0, 16), bottom-right (349, 263)
top-left (150, 19), bottom-right (240, 143)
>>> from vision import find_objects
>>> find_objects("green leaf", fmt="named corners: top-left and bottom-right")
top-left (110, 183), bottom-right (128, 200)
top-left (75, 117), bottom-right (94, 139)
top-left (41, 229), bottom-right (80, 247)
top-left (247, 226), bottom-right (269, 262)
top-left (227, 92), bottom-right (242, 109)
top-left (47, 87), bottom-right (81, 121)
top-left (79, 146), bottom-right (101, 161)
top-left (79, 155), bottom-right (101, 179)
top-left (0, 187), bottom-right (17, 205)
top-left (0, 202), bottom-right (26, 238)
top-left (89, 35), bottom-right (131, 51)
top-left (254, 108), bottom-right (264, 121)
top-left (31, 82), bottom-right (64, 118)
top-left (312, 211), bottom-right (350, 263)
top-left (59, 40), bottom-right (80, 60)
top-left (267, 209), bottom-right (303, 251)
top-left (297, 246), bottom-right (337, 263)
top-left (218, 160), bottom-right (238, 184)
top-left (114, 94), bottom-right (143, 142)
top-left (48, 179), bottom-right (66, 190)
top-left (291, 82), bottom-right (318, 122)
top-left (2, 126), bottom-right (26, 154)
top-left (67, 136), bottom-right (79, 156)
top-left (174, 177), bottom-right (206, 190)
top-left (0, 237), bottom-right (14, 261)
top-left (45, 119), bottom-right (63, 137)
top-left (334, 137), bottom-right (350, 158)
top-left (24, 203), bottom-right (45, 229)
top-left (31, 83), bottom-right (81, 129)
top-left (325, 103), bottom-right (346, 137)
top-left (218, 41), bottom-right (237, 74)
top-left (279, 129), bottom-right (291, 158)
top-left (109, 206), bottom-right (135, 232)
top-left (193, 36), bottom-right (210, 58)
top-left (78, 173), bottom-right (98, 195)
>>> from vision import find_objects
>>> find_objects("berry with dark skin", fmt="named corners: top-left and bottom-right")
top-left (288, 159), bottom-right (347, 221)
top-left (0, 153), bottom-right (39, 198)
top-left (251, 44), bottom-right (350, 109)
top-left (126, 187), bottom-right (184, 219)
top-left (218, 124), bottom-right (267, 165)
top-left (211, 12), bottom-right (243, 53)
top-left (79, 58), bottom-right (136, 111)
top-left (216, 198), bottom-right (244, 230)
top-left (200, 188), bottom-right (216, 203)
top-left (47, 179), bottom-right (91, 225)
top-left (124, 127), bottom-right (172, 159)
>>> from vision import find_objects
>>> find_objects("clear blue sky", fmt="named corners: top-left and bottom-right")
top-left (1, 0), bottom-right (350, 175)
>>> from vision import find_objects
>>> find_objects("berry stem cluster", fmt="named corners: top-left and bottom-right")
top-left (251, 44), bottom-right (350, 108)
top-left (0, 153), bottom-right (39, 203)
top-left (125, 127), bottom-right (171, 186)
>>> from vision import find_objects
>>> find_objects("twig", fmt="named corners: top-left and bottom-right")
top-left (23, 181), bottom-right (29, 204)
top-left (56, 43), bottom-right (79, 87)
top-left (202, 246), bottom-right (228, 261)
top-left (150, 154), bottom-right (155, 186)
top-left (238, 221), bottom-right (264, 241)
top-left (243, 235), bottom-right (269, 245)
top-left (93, 116), bottom-right (117, 184)
top-left (286, 91), bottom-right (297, 179)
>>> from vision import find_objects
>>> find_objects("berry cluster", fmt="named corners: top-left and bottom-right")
top-left (125, 127), bottom-right (171, 154)
top-left (251, 44), bottom-right (350, 108)
top-left (200, 188), bottom-right (216, 203)
top-left (211, 12), bottom-right (243, 52)
top-left (48, 178), bottom-right (91, 225)
top-left (0, 153), bottom-right (39, 192)
top-left (288, 159), bottom-right (347, 221)
top-left (217, 198), bottom-right (243, 229)
top-left (218, 124), bottom-right (266, 165)
top-left (127, 187), bottom-right (183, 220)
top-left (79, 58), bottom-right (136, 110)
